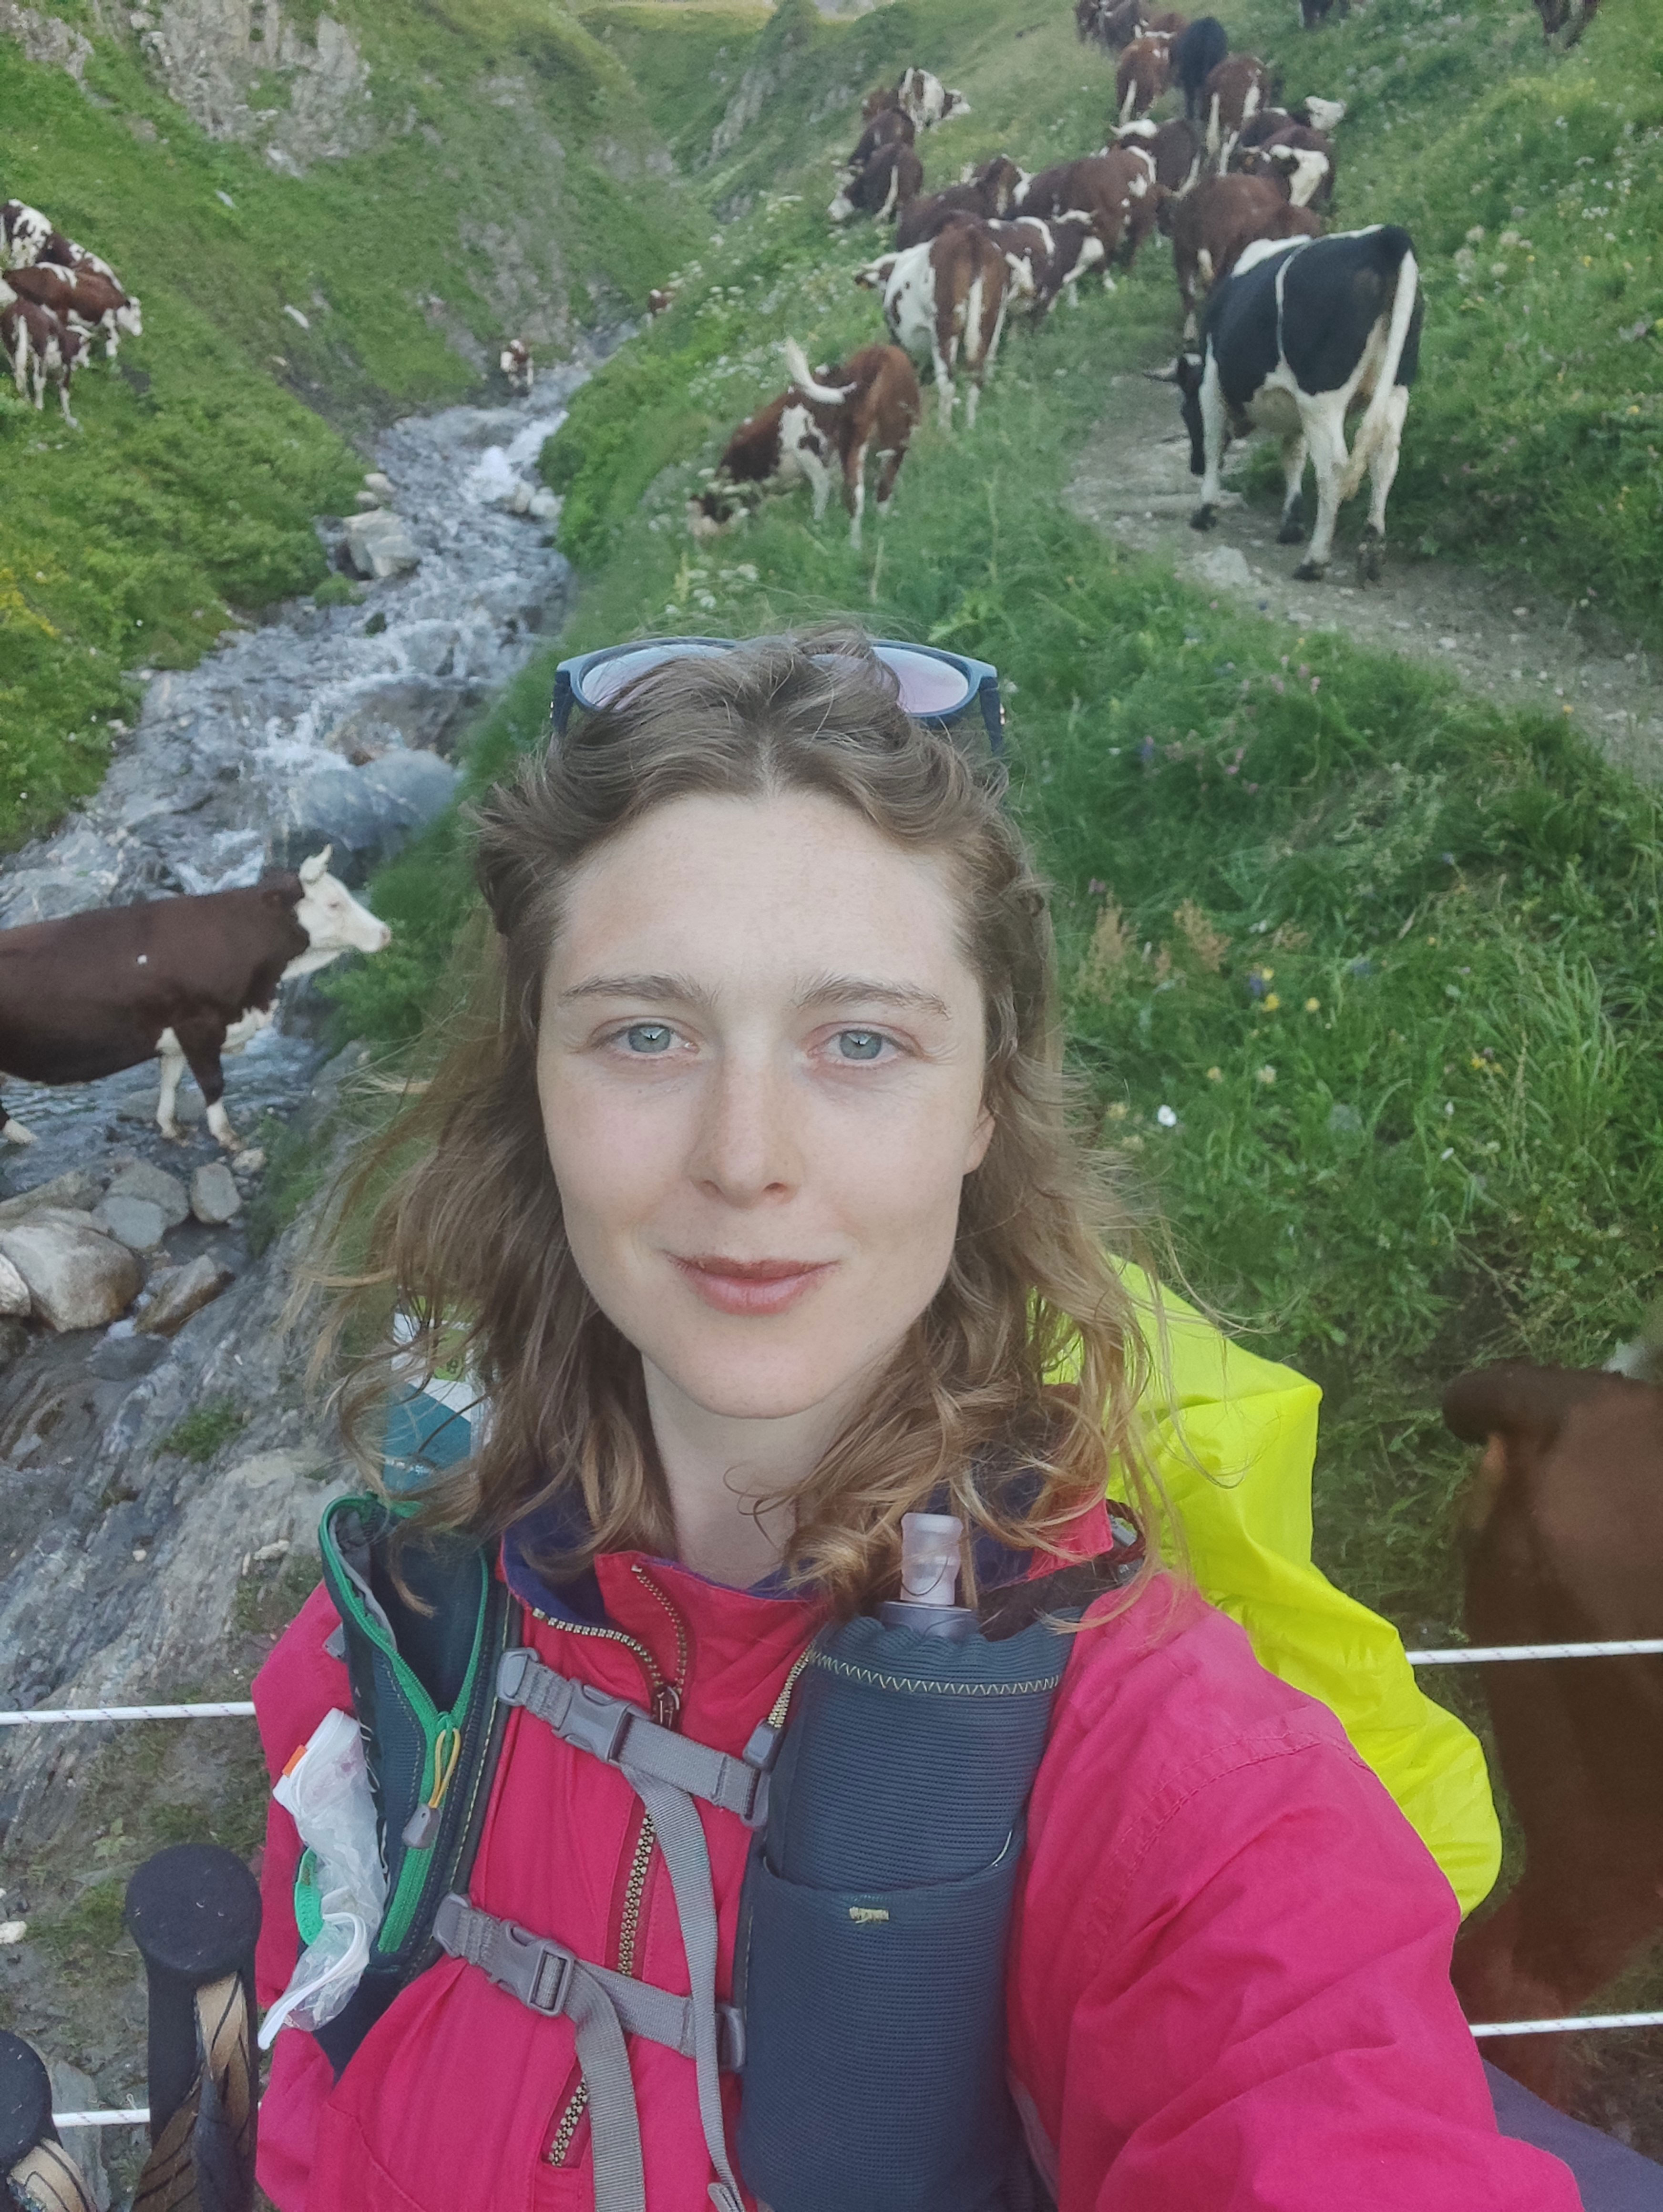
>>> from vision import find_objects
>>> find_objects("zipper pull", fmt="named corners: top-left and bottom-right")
top-left (652, 1680), bottom-right (682, 1730)
top-left (401, 1725), bottom-right (462, 1849)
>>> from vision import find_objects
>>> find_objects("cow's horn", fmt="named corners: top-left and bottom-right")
top-left (299, 845), bottom-right (332, 883)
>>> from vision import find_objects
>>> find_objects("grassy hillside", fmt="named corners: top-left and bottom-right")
top-left (0, 0), bottom-right (702, 849)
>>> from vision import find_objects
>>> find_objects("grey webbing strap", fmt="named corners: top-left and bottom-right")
top-left (497, 1649), bottom-right (773, 1826)
top-left (431, 1895), bottom-right (645, 2212)
top-left (625, 1768), bottom-right (746, 2212)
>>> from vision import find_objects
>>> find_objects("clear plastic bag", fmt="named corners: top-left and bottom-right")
top-left (259, 1706), bottom-right (388, 2048)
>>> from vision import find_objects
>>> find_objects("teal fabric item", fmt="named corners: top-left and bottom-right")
top-left (382, 1387), bottom-right (474, 1495)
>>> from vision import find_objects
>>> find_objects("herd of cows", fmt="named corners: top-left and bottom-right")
top-left (0, 195), bottom-right (143, 425)
top-left (691, 11), bottom-right (1422, 588)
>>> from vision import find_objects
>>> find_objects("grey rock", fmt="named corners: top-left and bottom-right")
top-left (0, 1315), bottom-right (29, 1363)
top-left (343, 510), bottom-right (422, 581)
top-left (1191, 545), bottom-right (1255, 593)
top-left (0, 1168), bottom-right (103, 1228)
top-left (270, 748), bottom-right (458, 873)
top-left (135, 1252), bottom-right (236, 1337)
top-left (0, 1218), bottom-right (142, 1332)
top-left (362, 471), bottom-right (395, 500)
top-left (46, 2059), bottom-right (111, 2210)
top-left (189, 1161), bottom-right (243, 1225)
top-left (105, 1160), bottom-right (190, 1228)
top-left (0, 1250), bottom-right (30, 1317)
top-left (87, 1331), bottom-right (170, 1381)
top-left (93, 1194), bottom-right (169, 1252)
top-left (527, 486), bottom-right (561, 522)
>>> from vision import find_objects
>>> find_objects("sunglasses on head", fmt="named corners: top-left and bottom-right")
top-left (552, 636), bottom-right (1004, 754)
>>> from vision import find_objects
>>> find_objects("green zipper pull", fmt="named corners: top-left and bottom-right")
top-left (401, 1726), bottom-right (462, 1850)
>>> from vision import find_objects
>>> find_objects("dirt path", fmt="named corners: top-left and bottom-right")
top-left (1067, 368), bottom-right (1663, 780)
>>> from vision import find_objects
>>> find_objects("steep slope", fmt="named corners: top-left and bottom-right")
top-left (0, 0), bottom-right (702, 847)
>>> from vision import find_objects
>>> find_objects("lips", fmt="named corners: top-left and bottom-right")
top-left (671, 1254), bottom-right (834, 1317)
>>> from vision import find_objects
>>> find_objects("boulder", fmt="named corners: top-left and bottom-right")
top-left (0, 1217), bottom-right (142, 1331)
top-left (363, 471), bottom-right (395, 501)
top-left (0, 1167), bottom-right (103, 1228)
top-left (0, 1315), bottom-right (29, 1365)
top-left (135, 1252), bottom-right (236, 1337)
top-left (527, 487), bottom-right (561, 522)
top-left (94, 1194), bottom-right (169, 1252)
top-left (190, 1160), bottom-right (243, 1225)
top-left (106, 1159), bottom-right (190, 1228)
top-left (1191, 545), bottom-right (1254, 593)
top-left (343, 511), bottom-right (421, 581)
top-left (0, 1251), bottom-right (31, 1318)
top-left (88, 1331), bottom-right (169, 1381)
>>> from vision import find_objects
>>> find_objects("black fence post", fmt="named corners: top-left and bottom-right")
top-left (123, 1844), bottom-right (262, 2212)
top-left (0, 2030), bottom-right (98, 2212)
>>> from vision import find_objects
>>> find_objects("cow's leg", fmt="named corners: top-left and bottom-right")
top-left (1189, 361), bottom-right (1231, 530)
top-left (1357, 384), bottom-right (1408, 584)
top-left (1293, 395), bottom-right (1348, 580)
top-left (57, 373), bottom-right (78, 430)
top-left (874, 443), bottom-right (905, 512)
top-left (845, 438), bottom-right (869, 547)
top-left (7, 322), bottom-right (27, 400)
top-left (154, 1027), bottom-right (190, 1141)
top-left (1277, 431), bottom-right (1308, 543)
top-left (801, 445), bottom-right (833, 522)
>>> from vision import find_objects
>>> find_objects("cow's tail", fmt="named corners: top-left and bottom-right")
top-left (782, 338), bottom-right (854, 405)
top-left (1339, 232), bottom-right (1417, 500)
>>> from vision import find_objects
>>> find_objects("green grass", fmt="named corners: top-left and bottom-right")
top-left (155, 1396), bottom-right (248, 1464)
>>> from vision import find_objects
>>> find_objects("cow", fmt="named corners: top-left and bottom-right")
top-left (647, 287), bottom-right (679, 319)
top-left (499, 338), bottom-right (533, 394)
top-left (1300, 0), bottom-right (1335, 22)
top-left (1160, 224), bottom-right (1421, 584)
top-left (1171, 16), bottom-right (1228, 119)
top-left (894, 158), bottom-right (1027, 250)
top-left (985, 215), bottom-right (1107, 318)
top-left (1112, 115), bottom-right (1205, 195)
top-left (1016, 150), bottom-right (1167, 281)
top-left (1162, 169), bottom-right (1320, 335)
top-left (856, 224), bottom-right (1013, 433)
top-left (1535, 0), bottom-right (1600, 39)
top-left (1, 299), bottom-right (87, 425)
top-left (0, 262), bottom-right (141, 360)
top-left (1442, 1361), bottom-right (1663, 2110)
top-left (847, 107), bottom-right (915, 175)
top-left (1116, 32), bottom-right (1173, 123)
top-left (895, 67), bottom-right (971, 128)
top-left (829, 142), bottom-right (924, 225)
top-left (37, 231), bottom-right (120, 285)
top-left (692, 340), bottom-right (920, 550)
top-left (1201, 52), bottom-right (1273, 166)
top-left (0, 200), bottom-right (51, 270)
top-left (0, 851), bottom-right (391, 1153)
top-left (1235, 123), bottom-right (1336, 210)
top-left (862, 84), bottom-right (903, 121)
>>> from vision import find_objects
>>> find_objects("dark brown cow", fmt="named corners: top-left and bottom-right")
top-left (862, 84), bottom-right (903, 121)
top-left (0, 260), bottom-right (142, 359)
top-left (1201, 52), bottom-right (1273, 166)
top-left (2, 300), bottom-right (86, 424)
top-left (829, 142), bottom-right (924, 225)
top-left (0, 853), bottom-right (390, 1152)
top-left (894, 158), bottom-right (1026, 250)
top-left (36, 230), bottom-right (119, 285)
top-left (1116, 32), bottom-right (1174, 123)
top-left (1112, 115), bottom-right (1205, 195)
top-left (1535, 0), bottom-right (1599, 39)
top-left (692, 341), bottom-right (921, 549)
top-left (1163, 170), bottom-right (1321, 335)
top-left (1234, 123), bottom-right (1335, 209)
top-left (1301, 0), bottom-right (1336, 22)
top-left (0, 200), bottom-right (51, 270)
top-left (847, 108), bottom-right (915, 176)
top-left (1442, 1362), bottom-right (1663, 2109)
top-left (1015, 149), bottom-right (1166, 279)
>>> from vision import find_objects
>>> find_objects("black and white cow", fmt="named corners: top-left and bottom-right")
top-left (1163, 225), bottom-right (1422, 583)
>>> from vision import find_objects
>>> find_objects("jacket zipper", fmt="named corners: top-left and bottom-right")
top-left (536, 1567), bottom-right (687, 2165)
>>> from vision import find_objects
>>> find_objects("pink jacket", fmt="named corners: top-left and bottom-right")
top-left (253, 1514), bottom-right (1581, 2211)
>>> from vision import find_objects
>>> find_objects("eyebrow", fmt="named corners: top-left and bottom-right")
top-left (558, 971), bottom-right (953, 1021)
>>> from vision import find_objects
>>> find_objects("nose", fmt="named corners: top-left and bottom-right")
top-left (688, 1051), bottom-right (801, 1208)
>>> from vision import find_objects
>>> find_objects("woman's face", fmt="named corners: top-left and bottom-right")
top-left (537, 789), bottom-right (993, 1425)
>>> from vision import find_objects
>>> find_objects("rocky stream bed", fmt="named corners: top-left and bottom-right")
top-left (0, 375), bottom-right (583, 2178)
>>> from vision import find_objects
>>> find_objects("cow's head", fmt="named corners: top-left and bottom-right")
top-left (853, 256), bottom-right (897, 293)
top-left (115, 295), bottom-right (142, 338)
top-left (940, 90), bottom-right (972, 121)
top-left (291, 846), bottom-right (393, 965)
top-left (1146, 353), bottom-right (1206, 473)
top-left (689, 478), bottom-right (736, 537)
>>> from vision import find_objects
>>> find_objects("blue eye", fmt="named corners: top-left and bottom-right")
top-left (836, 1030), bottom-right (886, 1062)
top-left (623, 1023), bottom-right (675, 1055)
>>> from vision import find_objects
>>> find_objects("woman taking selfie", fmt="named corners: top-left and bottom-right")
top-left (253, 630), bottom-right (1583, 2209)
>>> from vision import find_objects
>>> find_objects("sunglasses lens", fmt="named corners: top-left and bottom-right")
top-left (873, 646), bottom-right (975, 718)
top-left (578, 641), bottom-right (731, 709)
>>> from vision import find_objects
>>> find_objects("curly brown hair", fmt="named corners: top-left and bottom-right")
top-left (323, 626), bottom-right (1165, 1616)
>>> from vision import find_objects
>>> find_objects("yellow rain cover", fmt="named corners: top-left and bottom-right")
top-left (1111, 1267), bottom-right (1500, 1917)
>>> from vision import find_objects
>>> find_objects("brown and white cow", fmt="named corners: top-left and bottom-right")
top-left (1015, 149), bottom-right (1166, 282)
top-left (647, 286), bottom-right (680, 319)
top-left (856, 225), bottom-right (1013, 433)
top-left (692, 340), bottom-right (921, 549)
top-left (829, 142), bottom-right (924, 225)
top-left (1234, 122), bottom-right (1335, 211)
top-left (846, 107), bottom-right (915, 175)
top-left (1116, 32), bottom-right (1174, 123)
top-left (1, 261), bottom-right (142, 360)
top-left (1201, 52), bottom-right (1273, 167)
top-left (1442, 1360), bottom-right (1663, 2108)
top-left (1112, 115), bottom-right (1205, 196)
top-left (0, 850), bottom-right (391, 1152)
top-left (894, 158), bottom-right (1027, 251)
top-left (1163, 169), bottom-right (1320, 335)
top-left (985, 215), bottom-right (1107, 319)
top-left (1, 299), bottom-right (87, 425)
top-left (895, 67), bottom-right (972, 128)
top-left (0, 201), bottom-right (52, 271)
top-left (37, 230), bottom-right (120, 286)
top-left (499, 338), bottom-right (533, 394)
